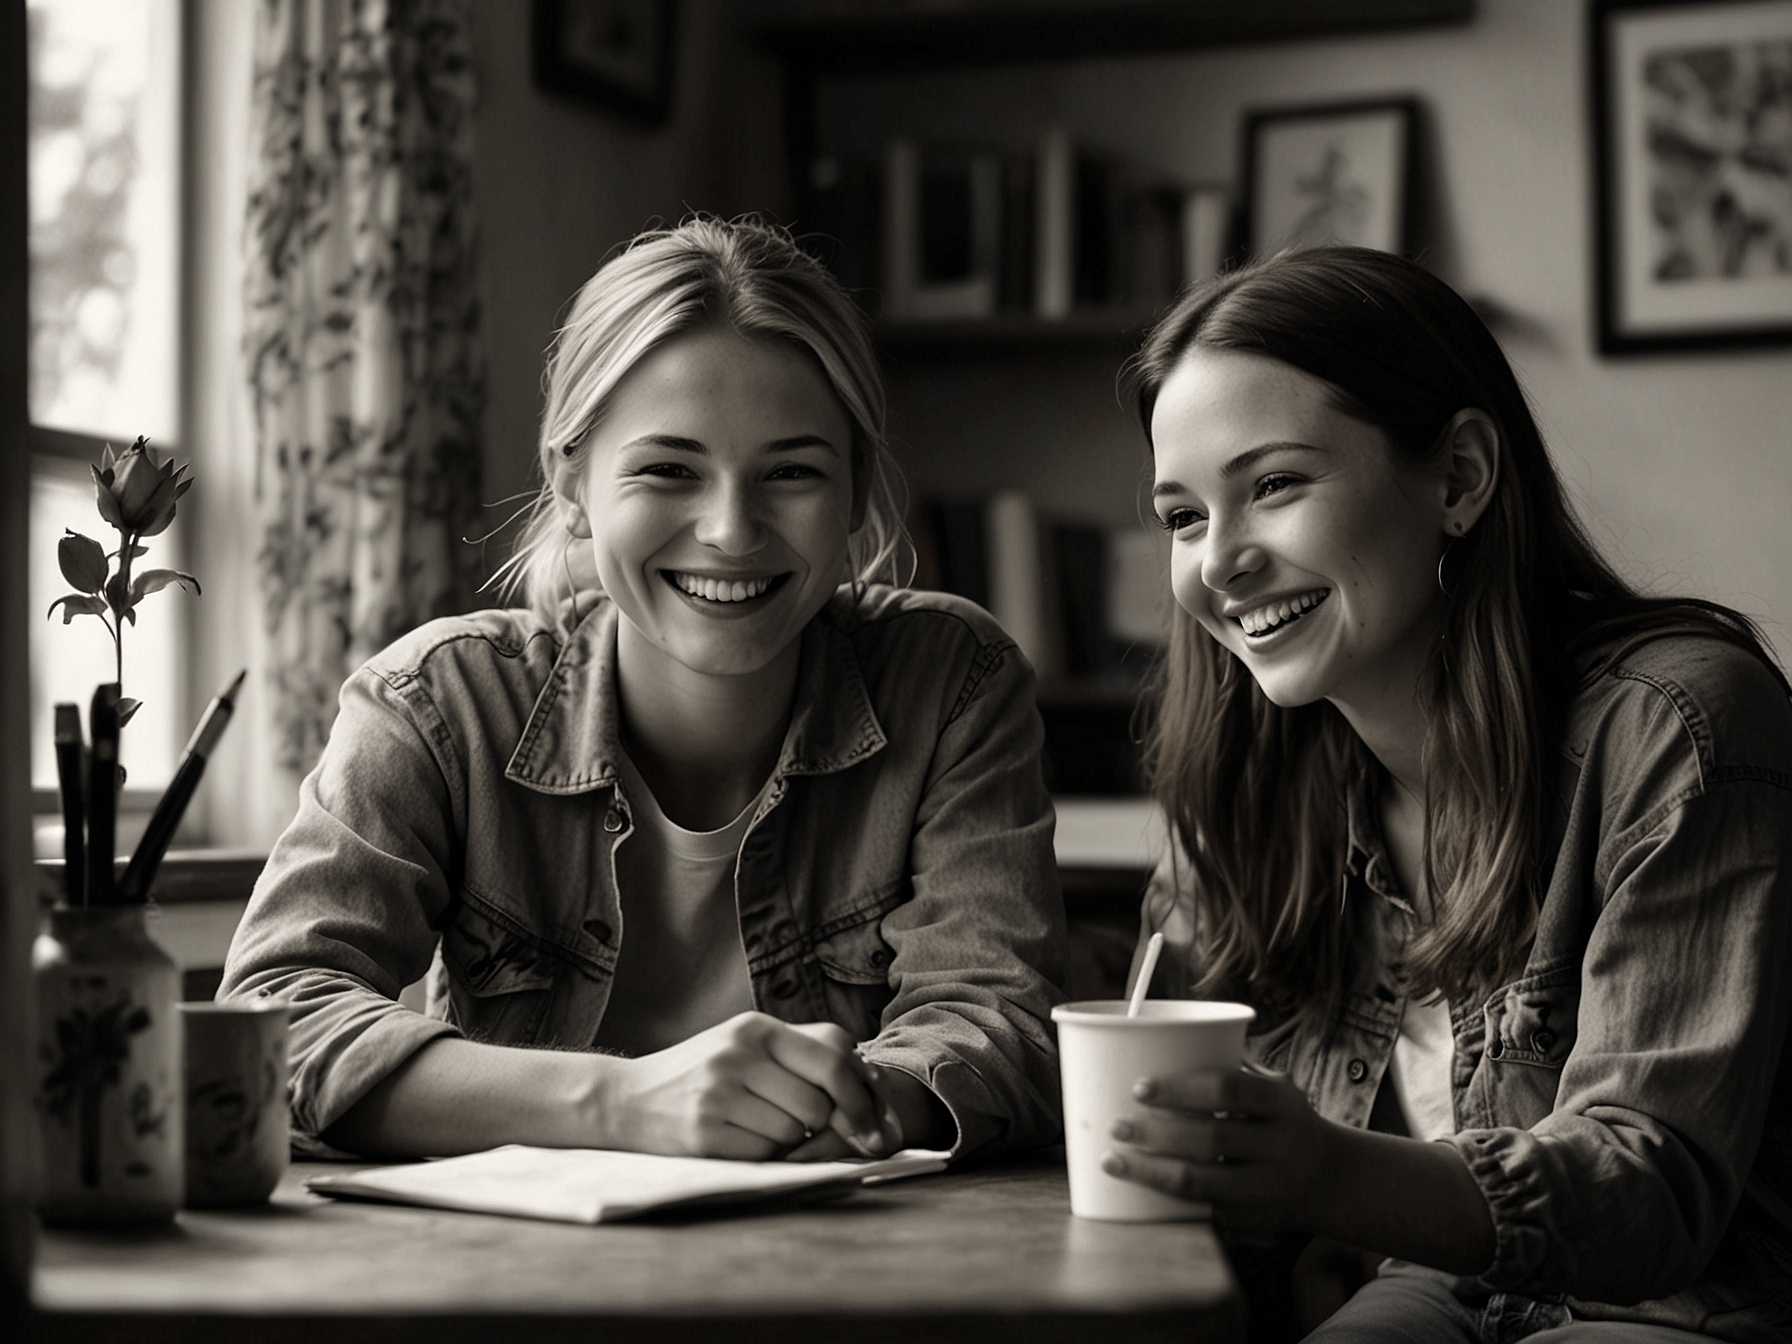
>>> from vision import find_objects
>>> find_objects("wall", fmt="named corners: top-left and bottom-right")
top-left (813, 0), bottom-right (1792, 648)
top-left (472, 0), bottom-right (790, 511)
top-left (190, 1), bottom-right (788, 848)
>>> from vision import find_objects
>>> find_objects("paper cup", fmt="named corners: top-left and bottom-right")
top-left (1052, 999), bottom-right (1255, 1221)
top-left (179, 1002), bottom-right (290, 1207)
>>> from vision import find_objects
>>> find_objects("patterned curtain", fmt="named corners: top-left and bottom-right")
top-left (243, 0), bottom-right (484, 775)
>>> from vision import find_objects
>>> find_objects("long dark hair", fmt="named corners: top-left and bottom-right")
top-left (1128, 246), bottom-right (1781, 1019)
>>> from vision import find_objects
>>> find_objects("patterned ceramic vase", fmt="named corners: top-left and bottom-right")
top-left (33, 903), bottom-right (183, 1225)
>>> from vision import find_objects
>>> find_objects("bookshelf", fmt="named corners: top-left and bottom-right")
top-left (761, 2), bottom-right (1477, 807)
top-left (752, 1), bottom-right (1474, 75)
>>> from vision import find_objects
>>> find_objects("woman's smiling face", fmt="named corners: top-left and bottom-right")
top-left (568, 325), bottom-right (857, 683)
top-left (1149, 348), bottom-right (1448, 713)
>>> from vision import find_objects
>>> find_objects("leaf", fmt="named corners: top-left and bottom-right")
top-left (131, 569), bottom-right (202, 601)
top-left (57, 531), bottom-right (109, 593)
top-left (47, 594), bottom-right (107, 624)
top-left (104, 573), bottom-right (131, 616)
top-left (116, 698), bottom-right (141, 728)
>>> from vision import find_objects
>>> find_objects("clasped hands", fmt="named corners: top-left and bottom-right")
top-left (1100, 1064), bottom-right (1336, 1231)
top-left (608, 1012), bottom-right (929, 1162)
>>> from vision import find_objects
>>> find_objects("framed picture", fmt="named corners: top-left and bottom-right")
top-left (532, 0), bottom-right (677, 125)
top-left (1592, 0), bottom-right (1792, 353)
top-left (1242, 98), bottom-right (1418, 258)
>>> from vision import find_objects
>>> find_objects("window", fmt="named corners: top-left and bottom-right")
top-left (27, 0), bottom-right (185, 835)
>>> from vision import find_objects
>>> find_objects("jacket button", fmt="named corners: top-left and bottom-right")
top-left (772, 978), bottom-right (799, 1000)
top-left (1532, 1029), bottom-right (1556, 1053)
top-left (868, 948), bottom-right (892, 969)
top-left (1487, 1037), bottom-right (1504, 1059)
top-left (603, 808), bottom-right (625, 833)
top-left (583, 918), bottom-right (614, 945)
top-left (1347, 1058), bottom-right (1368, 1083)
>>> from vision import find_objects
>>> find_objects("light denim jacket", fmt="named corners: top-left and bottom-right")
top-left (1138, 633), bottom-right (1792, 1340)
top-left (222, 584), bottom-right (1069, 1159)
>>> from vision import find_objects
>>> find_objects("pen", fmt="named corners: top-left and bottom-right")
top-left (86, 684), bottom-right (120, 906)
top-left (53, 703), bottom-right (86, 905)
top-left (118, 669), bottom-right (247, 905)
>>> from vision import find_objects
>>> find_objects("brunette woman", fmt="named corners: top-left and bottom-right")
top-left (1111, 245), bottom-right (1792, 1341)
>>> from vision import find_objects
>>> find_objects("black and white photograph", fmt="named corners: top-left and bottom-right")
top-left (1595, 0), bottom-right (1792, 350)
top-left (6, 3), bottom-right (1792, 1342)
top-left (1243, 98), bottom-right (1418, 257)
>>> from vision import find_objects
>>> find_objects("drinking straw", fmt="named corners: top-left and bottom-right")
top-left (1127, 931), bottom-right (1164, 1018)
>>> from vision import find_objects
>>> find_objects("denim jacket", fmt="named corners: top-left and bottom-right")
top-left (222, 584), bottom-right (1069, 1159)
top-left (1138, 632), bottom-right (1792, 1340)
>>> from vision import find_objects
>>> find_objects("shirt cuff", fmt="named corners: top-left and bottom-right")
top-left (859, 1046), bottom-right (1005, 1159)
top-left (288, 1002), bottom-right (462, 1146)
top-left (1446, 1127), bottom-right (1551, 1289)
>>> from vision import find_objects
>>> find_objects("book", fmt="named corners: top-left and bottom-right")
top-left (1051, 522), bottom-right (1116, 679)
top-left (1034, 127), bottom-right (1075, 318)
top-left (1107, 526), bottom-right (1169, 647)
top-left (804, 155), bottom-right (882, 302)
top-left (307, 1144), bottom-right (951, 1226)
top-left (928, 497), bottom-right (990, 611)
top-left (881, 138), bottom-right (921, 319)
top-left (1112, 175), bottom-right (1183, 308)
top-left (1181, 186), bottom-right (1232, 289)
top-left (881, 140), bottom-right (1002, 322)
top-left (985, 489), bottom-right (1050, 674)
top-left (997, 153), bottom-right (1037, 313)
top-left (911, 148), bottom-right (1000, 321)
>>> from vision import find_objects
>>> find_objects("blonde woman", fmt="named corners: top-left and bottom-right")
top-left (224, 218), bottom-right (1067, 1164)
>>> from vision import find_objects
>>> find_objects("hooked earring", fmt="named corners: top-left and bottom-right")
top-left (1436, 535), bottom-right (1459, 598)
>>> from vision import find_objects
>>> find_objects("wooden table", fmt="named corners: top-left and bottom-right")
top-left (33, 1153), bottom-right (1244, 1343)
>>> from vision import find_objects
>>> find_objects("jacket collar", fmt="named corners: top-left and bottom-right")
top-left (505, 594), bottom-right (887, 795)
top-left (1345, 767), bottom-right (1411, 910)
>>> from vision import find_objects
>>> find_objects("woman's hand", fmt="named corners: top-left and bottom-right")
top-left (1102, 1065), bottom-right (1337, 1233)
top-left (596, 1013), bottom-right (895, 1160)
top-left (1105, 1064), bottom-right (1497, 1273)
top-left (781, 1060), bottom-right (954, 1161)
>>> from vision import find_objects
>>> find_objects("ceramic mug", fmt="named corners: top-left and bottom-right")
top-left (179, 1001), bottom-right (289, 1207)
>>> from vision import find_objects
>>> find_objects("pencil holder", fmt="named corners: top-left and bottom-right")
top-left (32, 904), bottom-right (184, 1226)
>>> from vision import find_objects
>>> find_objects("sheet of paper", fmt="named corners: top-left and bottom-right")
top-left (307, 1145), bottom-right (951, 1225)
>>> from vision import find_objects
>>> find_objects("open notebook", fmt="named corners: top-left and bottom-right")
top-left (307, 1144), bottom-right (951, 1225)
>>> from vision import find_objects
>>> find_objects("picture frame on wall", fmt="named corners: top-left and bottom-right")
top-left (1592, 0), bottom-right (1792, 353)
top-left (1242, 98), bottom-right (1418, 259)
top-left (532, 0), bottom-right (677, 125)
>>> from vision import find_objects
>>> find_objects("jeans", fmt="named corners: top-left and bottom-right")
top-left (1305, 1265), bottom-right (1711, 1343)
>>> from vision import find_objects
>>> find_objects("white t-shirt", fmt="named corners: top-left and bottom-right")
top-left (591, 750), bottom-right (761, 1056)
top-left (1388, 995), bottom-right (1456, 1141)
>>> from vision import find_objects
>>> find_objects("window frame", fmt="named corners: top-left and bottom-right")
top-left (26, 0), bottom-right (193, 835)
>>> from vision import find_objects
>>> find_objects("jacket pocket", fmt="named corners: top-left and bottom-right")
top-left (1479, 965), bottom-right (1580, 1128)
top-left (439, 900), bottom-right (557, 1045)
top-left (812, 917), bottom-right (896, 1044)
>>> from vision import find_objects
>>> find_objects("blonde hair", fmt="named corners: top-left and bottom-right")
top-left (495, 216), bottom-right (911, 621)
